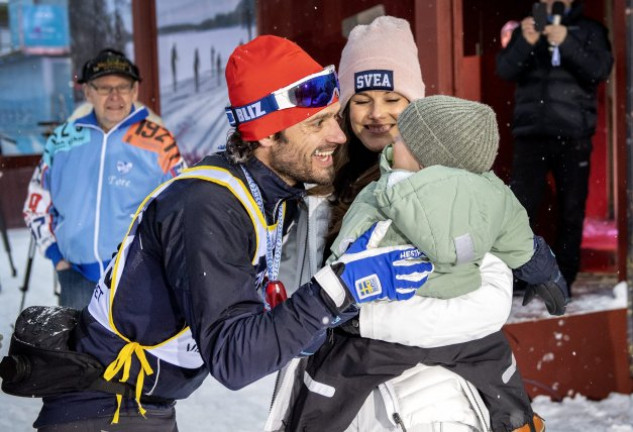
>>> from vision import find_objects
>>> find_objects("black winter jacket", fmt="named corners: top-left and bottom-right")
top-left (496, 3), bottom-right (613, 139)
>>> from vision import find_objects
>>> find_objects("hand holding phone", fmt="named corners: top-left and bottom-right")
top-left (532, 2), bottom-right (548, 32)
top-left (520, 16), bottom-right (541, 46)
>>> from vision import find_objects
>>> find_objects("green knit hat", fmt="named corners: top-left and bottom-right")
top-left (397, 95), bottom-right (499, 174)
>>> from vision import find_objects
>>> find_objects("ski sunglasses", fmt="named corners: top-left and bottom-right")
top-left (225, 65), bottom-right (339, 127)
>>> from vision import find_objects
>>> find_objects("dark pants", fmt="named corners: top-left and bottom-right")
top-left (57, 267), bottom-right (97, 309)
top-left (511, 136), bottom-right (593, 288)
top-left (288, 329), bottom-right (533, 432)
top-left (37, 405), bottom-right (178, 432)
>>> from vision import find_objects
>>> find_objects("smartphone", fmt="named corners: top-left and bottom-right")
top-left (532, 2), bottom-right (548, 32)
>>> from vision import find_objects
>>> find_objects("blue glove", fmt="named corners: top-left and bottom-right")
top-left (315, 221), bottom-right (434, 305)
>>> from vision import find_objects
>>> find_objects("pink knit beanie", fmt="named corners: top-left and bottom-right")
top-left (338, 16), bottom-right (425, 112)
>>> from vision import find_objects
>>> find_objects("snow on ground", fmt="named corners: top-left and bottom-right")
top-left (0, 228), bottom-right (631, 431)
top-left (508, 276), bottom-right (627, 323)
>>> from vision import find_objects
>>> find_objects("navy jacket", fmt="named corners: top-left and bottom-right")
top-left (35, 153), bottom-right (349, 427)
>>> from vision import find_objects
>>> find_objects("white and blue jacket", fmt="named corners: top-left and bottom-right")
top-left (23, 106), bottom-right (185, 281)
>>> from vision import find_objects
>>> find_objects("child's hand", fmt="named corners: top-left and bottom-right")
top-left (522, 271), bottom-right (569, 316)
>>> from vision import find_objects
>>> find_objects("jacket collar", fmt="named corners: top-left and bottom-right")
top-left (242, 156), bottom-right (305, 221)
top-left (74, 106), bottom-right (149, 132)
top-left (379, 144), bottom-right (394, 175)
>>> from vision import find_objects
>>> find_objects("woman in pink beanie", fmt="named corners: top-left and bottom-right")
top-left (328, 15), bottom-right (426, 241)
top-left (267, 16), bottom-right (532, 432)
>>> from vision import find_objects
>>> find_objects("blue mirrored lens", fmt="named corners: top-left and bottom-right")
top-left (288, 73), bottom-right (339, 108)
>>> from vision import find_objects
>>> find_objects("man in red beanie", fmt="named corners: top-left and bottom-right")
top-left (11, 36), bottom-right (432, 431)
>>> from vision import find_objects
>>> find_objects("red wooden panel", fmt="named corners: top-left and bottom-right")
top-left (610, 0), bottom-right (629, 281)
top-left (131, 0), bottom-right (161, 115)
top-left (0, 156), bottom-right (40, 229)
top-left (258, 0), bottom-right (414, 70)
top-left (460, 55), bottom-right (481, 101)
top-left (586, 85), bottom-right (609, 220)
top-left (504, 309), bottom-right (633, 400)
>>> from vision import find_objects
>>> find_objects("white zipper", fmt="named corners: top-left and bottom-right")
top-left (378, 381), bottom-right (406, 429)
top-left (306, 195), bottom-right (316, 277)
top-left (93, 128), bottom-right (108, 276)
top-left (264, 358), bottom-right (301, 431)
top-left (379, 372), bottom-right (490, 432)
top-left (146, 358), bottom-right (161, 395)
top-left (461, 380), bottom-right (492, 432)
top-left (83, 109), bottom-right (141, 277)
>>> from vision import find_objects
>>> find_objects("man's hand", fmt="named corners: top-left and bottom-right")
top-left (543, 24), bottom-right (568, 46)
top-left (315, 221), bottom-right (434, 306)
top-left (521, 17), bottom-right (540, 45)
top-left (55, 260), bottom-right (71, 271)
top-left (522, 270), bottom-right (569, 316)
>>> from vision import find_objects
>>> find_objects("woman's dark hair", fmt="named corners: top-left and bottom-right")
top-left (324, 105), bottom-right (381, 255)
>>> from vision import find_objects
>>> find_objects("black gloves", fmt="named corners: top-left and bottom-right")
top-left (522, 270), bottom-right (569, 316)
top-left (514, 236), bottom-right (570, 315)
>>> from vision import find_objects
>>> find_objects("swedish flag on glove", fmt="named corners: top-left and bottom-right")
top-left (315, 220), bottom-right (434, 305)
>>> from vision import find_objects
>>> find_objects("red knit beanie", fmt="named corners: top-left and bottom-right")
top-left (225, 35), bottom-right (337, 141)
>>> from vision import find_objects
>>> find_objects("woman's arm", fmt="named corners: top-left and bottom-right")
top-left (359, 253), bottom-right (513, 347)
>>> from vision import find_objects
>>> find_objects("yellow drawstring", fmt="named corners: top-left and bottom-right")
top-left (103, 342), bottom-right (154, 424)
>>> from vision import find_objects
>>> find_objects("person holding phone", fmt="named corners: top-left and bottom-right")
top-left (496, 0), bottom-right (613, 295)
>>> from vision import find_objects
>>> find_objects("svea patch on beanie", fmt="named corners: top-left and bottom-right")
top-left (338, 16), bottom-right (425, 111)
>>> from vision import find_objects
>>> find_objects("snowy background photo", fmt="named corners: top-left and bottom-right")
top-left (0, 234), bottom-right (632, 430)
top-left (156, 0), bottom-right (256, 165)
top-left (68, 0), bottom-right (253, 164)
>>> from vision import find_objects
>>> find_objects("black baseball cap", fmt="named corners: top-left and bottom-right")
top-left (77, 48), bottom-right (142, 84)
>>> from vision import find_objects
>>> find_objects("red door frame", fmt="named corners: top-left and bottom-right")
top-left (412, 1), bottom-right (458, 96)
top-left (131, 0), bottom-right (161, 116)
top-left (611, 0), bottom-right (628, 282)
